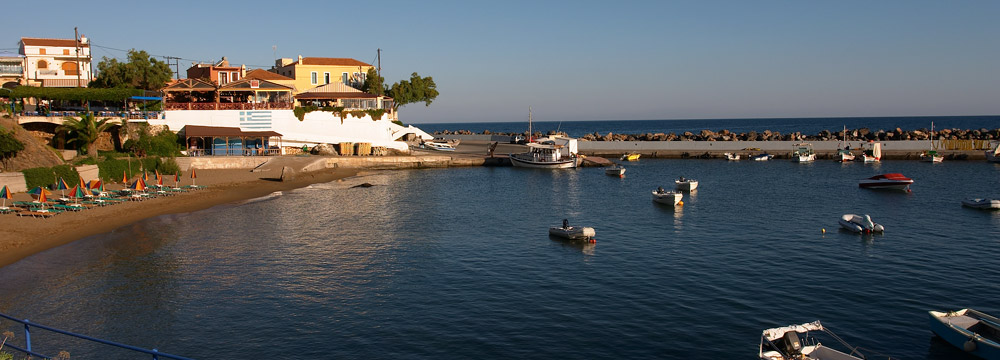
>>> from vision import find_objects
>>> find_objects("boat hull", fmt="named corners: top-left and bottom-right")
top-left (794, 154), bottom-right (815, 162)
top-left (675, 180), bottom-right (698, 191)
top-left (652, 191), bottom-right (682, 206)
top-left (962, 199), bottom-right (1000, 210)
top-left (605, 167), bottom-right (625, 176)
top-left (858, 181), bottom-right (912, 190)
top-left (549, 226), bottom-right (596, 240)
top-left (509, 155), bottom-right (578, 169)
top-left (752, 154), bottom-right (773, 161)
top-left (929, 309), bottom-right (1000, 360)
top-left (838, 214), bottom-right (884, 233)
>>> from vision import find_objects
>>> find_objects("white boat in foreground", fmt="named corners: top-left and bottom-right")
top-left (962, 198), bottom-right (1000, 210)
top-left (759, 321), bottom-right (888, 360)
top-left (928, 308), bottom-right (1000, 360)
top-left (858, 141), bottom-right (882, 163)
top-left (605, 164), bottom-right (626, 176)
top-left (838, 214), bottom-right (884, 233)
top-left (651, 188), bottom-right (683, 206)
top-left (792, 143), bottom-right (816, 162)
top-left (675, 177), bottom-right (698, 191)
top-left (549, 220), bottom-right (596, 241)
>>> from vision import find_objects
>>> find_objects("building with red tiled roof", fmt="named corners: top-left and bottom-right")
top-left (270, 55), bottom-right (373, 98)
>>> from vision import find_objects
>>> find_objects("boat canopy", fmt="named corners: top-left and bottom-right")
top-left (762, 321), bottom-right (824, 341)
top-left (526, 142), bottom-right (562, 149)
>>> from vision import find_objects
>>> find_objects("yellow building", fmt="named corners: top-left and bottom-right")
top-left (270, 56), bottom-right (373, 97)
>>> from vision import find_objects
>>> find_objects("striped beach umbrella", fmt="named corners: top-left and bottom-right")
top-left (56, 177), bottom-right (69, 197)
top-left (0, 185), bottom-right (11, 208)
top-left (28, 186), bottom-right (52, 199)
top-left (78, 178), bottom-right (92, 197)
top-left (69, 185), bottom-right (87, 203)
top-left (129, 177), bottom-right (147, 192)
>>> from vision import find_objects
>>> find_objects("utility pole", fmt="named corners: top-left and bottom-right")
top-left (163, 56), bottom-right (181, 80)
top-left (74, 27), bottom-right (82, 87)
top-left (377, 48), bottom-right (381, 76)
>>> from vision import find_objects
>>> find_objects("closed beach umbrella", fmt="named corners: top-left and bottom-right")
top-left (157, 173), bottom-right (164, 187)
top-left (0, 185), bottom-right (11, 208)
top-left (121, 171), bottom-right (128, 184)
top-left (174, 173), bottom-right (180, 187)
top-left (37, 189), bottom-right (47, 210)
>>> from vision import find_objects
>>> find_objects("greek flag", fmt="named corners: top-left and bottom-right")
top-left (240, 111), bottom-right (272, 130)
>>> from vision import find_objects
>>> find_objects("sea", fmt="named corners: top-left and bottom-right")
top-left (414, 115), bottom-right (1000, 137)
top-left (1, 118), bottom-right (999, 359)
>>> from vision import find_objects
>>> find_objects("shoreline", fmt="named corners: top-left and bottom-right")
top-left (0, 167), bottom-right (358, 269)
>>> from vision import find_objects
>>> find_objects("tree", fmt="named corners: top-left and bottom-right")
top-left (387, 72), bottom-right (439, 112)
top-left (360, 68), bottom-right (385, 96)
top-left (0, 127), bottom-right (24, 169)
top-left (58, 112), bottom-right (114, 157)
top-left (90, 50), bottom-right (173, 90)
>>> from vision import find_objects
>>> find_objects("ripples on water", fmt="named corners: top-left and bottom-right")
top-left (1, 161), bottom-right (999, 359)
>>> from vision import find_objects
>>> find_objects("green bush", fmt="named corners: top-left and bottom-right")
top-left (96, 156), bottom-right (179, 182)
top-left (0, 350), bottom-right (13, 360)
top-left (23, 164), bottom-right (80, 189)
top-left (365, 109), bottom-right (386, 120)
top-left (0, 128), bottom-right (24, 164)
top-left (124, 129), bottom-right (182, 157)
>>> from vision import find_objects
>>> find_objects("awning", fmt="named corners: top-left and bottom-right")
top-left (181, 125), bottom-right (281, 138)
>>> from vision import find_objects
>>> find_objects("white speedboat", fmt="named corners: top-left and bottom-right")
top-left (549, 220), bottom-right (596, 241)
top-left (792, 143), bottom-right (816, 162)
top-left (752, 153), bottom-right (774, 161)
top-left (857, 141), bottom-right (882, 163)
top-left (724, 152), bottom-right (741, 161)
top-left (962, 198), bottom-right (1000, 210)
top-left (858, 173), bottom-right (913, 191)
top-left (509, 143), bottom-right (578, 169)
top-left (605, 164), bottom-right (626, 176)
top-left (651, 188), bottom-right (683, 206)
top-left (759, 321), bottom-right (885, 360)
top-left (422, 141), bottom-right (456, 151)
top-left (675, 177), bottom-right (698, 191)
top-left (839, 214), bottom-right (884, 233)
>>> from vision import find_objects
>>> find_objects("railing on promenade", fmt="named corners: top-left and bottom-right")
top-left (0, 312), bottom-right (194, 360)
top-left (164, 102), bottom-right (293, 111)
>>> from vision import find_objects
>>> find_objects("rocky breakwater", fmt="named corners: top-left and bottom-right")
top-left (433, 127), bottom-right (1000, 142)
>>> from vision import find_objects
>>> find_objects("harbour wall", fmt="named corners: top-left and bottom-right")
top-left (575, 140), bottom-right (985, 160)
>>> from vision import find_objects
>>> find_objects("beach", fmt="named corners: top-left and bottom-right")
top-left (0, 167), bottom-right (357, 268)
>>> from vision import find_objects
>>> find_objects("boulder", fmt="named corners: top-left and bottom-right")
top-left (311, 143), bottom-right (338, 156)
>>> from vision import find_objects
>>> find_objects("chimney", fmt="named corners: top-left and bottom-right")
top-left (297, 55), bottom-right (302, 64)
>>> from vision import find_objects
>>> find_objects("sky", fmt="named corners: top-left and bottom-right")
top-left (2, 0), bottom-right (998, 124)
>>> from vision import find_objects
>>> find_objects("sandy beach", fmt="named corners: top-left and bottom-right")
top-left (0, 167), bottom-right (357, 268)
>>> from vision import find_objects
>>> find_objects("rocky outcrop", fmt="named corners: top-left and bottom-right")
top-left (0, 118), bottom-right (64, 171)
top-left (310, 143), bottom-right (339, 156)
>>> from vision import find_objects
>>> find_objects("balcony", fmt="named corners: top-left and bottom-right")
top-left (164, 102), bottom-right (293, 111)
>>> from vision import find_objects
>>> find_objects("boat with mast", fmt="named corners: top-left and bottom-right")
top-left (920, 122), bottom-right (943, 163)
top-left (836, 126), bottom-right (855, 162)
top-left (509, 107), bottom-right (579, 169)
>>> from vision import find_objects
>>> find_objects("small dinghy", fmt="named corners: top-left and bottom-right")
top-left (928, 308), bottom-right (1000, 359)
top-left (549, 219), bottom-right (596, 241)
top-left (962, 198), bottom-right (1000, 210)
top-left (675, 177), bottom-right (698, 191)
top-left (838, 214), bottom-right (884, 233)
top-left (652, 187), bottom-right (683, 206)
top-left (621, 153), bottom-right (640, 161)
top-left (605, 164), bottom-right (626, 177)
top-left (759, 321), bottom-right (889, 360)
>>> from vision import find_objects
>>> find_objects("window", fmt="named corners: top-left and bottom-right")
top-left (63, 49), bottom-right (70, 55)
top-left (37, 60), bottom-right (48, 69)
top-left (342, 72), bottom-right (348, 84)
top-left (39, 48), bottom-right (46, 55)
top-left (311, 72), bottom-right (318, 85)
top-left (232, 71), bottom-right (239, 82)
top-left (324, 72), bottom-right (330, 84)
top-left (219, 71), bottom-right (229, 85)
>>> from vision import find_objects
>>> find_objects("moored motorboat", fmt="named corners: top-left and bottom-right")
top-left (920, 150), bottom-right (943, 163)
top-left (675, 177), bottom-right (698, 191)
top-left (858, 173), bottom-right (913, 191)
top-left (928, 308), bottom-right (1000, 359)
top-left (605, 164), bottom-right (626, 177)
top-left (549, 219), bottom-right (596, 241)
top-left (836, 126), bottom-right (856, 162)
top-left (621, 153), bottom-right (640, 161)
top-left (509, 142), bottom-right (578, 169)
top-left (987, 142), bottom-right (1000, 163)
top-left (651, 187), bottom-right (683, 206)
top-left (857, 141), bottom-right (882, 163)
top-left (752, 153), bottom-right (774, 161)
top-left (759, 321), bottom-right (887, 360)
top-left (792, 143), bottom-right (816, 162)
top-left (421, 141), bottom-right (457, 151)
top-left (838, 214), bottom-right (884, 233)
top-left (724, 152), bottom-right (741, 161)
top-left (962, 198), bottom-right (1000, 210)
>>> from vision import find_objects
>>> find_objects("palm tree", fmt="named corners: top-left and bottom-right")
top-left (58, 112), bottom-right (114, 157)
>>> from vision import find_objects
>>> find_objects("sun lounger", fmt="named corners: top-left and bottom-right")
top-left (18, 209), bottom-right (57, 218)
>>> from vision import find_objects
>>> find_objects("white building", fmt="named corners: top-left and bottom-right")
top-left (19, 37), bottom-right (92, 87)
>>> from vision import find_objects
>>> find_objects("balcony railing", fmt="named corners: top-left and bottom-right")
top-left (164, 102), bottom-right (293, 111)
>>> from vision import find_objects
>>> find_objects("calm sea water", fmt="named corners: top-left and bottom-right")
top-left (415, 116), bottom-right (1000, 138)
top-left (1, 160), bottom-right (999, 359)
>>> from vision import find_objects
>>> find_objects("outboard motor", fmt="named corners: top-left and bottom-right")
top-left (861, 214), bottom-right (875, 232)
top-left (781, 331), bottom-right (803, 356)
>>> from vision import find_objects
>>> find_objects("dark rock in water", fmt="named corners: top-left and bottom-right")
top-left (351, 183), bottom-right (375, 188)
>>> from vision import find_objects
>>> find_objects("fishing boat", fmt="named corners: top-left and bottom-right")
top-left (510, 143), bottom-right (578, 169)
top-left (675, 177), bottom-right (698, 191)
top-left (838, 214), bottom-right (884, 233)
top-left (928, 308), bottom-right (1000, 359)
top-left (651, 187), bottom-right (683, 206)
top-left (921, 122), bottom-right (943, 162)
top-left (986, 141), bottom-right (1000, 163)
top-left (858, 141), bottom-right (882, 163)
top-left (752, 153), bottom-right (774, 161)
top-left (759, 321), bottom-right (888, 360)
top-left (724, 152), bottom-right (741, 161)
top-left (549, 219), bottom-right (596, 241)
top-left (962, 198), bottom-right (1000, 210)
top-left (605, 164), bottom-right (626, 176)
top-left (621, 153), bottom-right (640, 161)
top-left (792, 143), bottom-right (816, 162)
top-left (837, 126), bottom-right (856, 162)
top-left (858, 173), bottom-right (913, 191)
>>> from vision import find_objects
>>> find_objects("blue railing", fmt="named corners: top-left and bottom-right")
top-left (0, 312), bottom-right (194, 360)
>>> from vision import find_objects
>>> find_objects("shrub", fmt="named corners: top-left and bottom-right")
top-left (124, 129), bottom-right (181, 157)
top-left (365, 109), bottom-right (386, 120)
top-left (23, 164), bottom-right (79, 189)
top-left (96, 156), bottom-right (178, 182)
top-left (0, 128), bottom-right (24, 167)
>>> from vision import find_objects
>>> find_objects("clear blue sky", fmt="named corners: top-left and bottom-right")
top-left (2, 0), bottom-right (998, 124)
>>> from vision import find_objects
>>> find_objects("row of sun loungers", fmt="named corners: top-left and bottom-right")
top-left (4, 185), bottom-right (204, 219)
